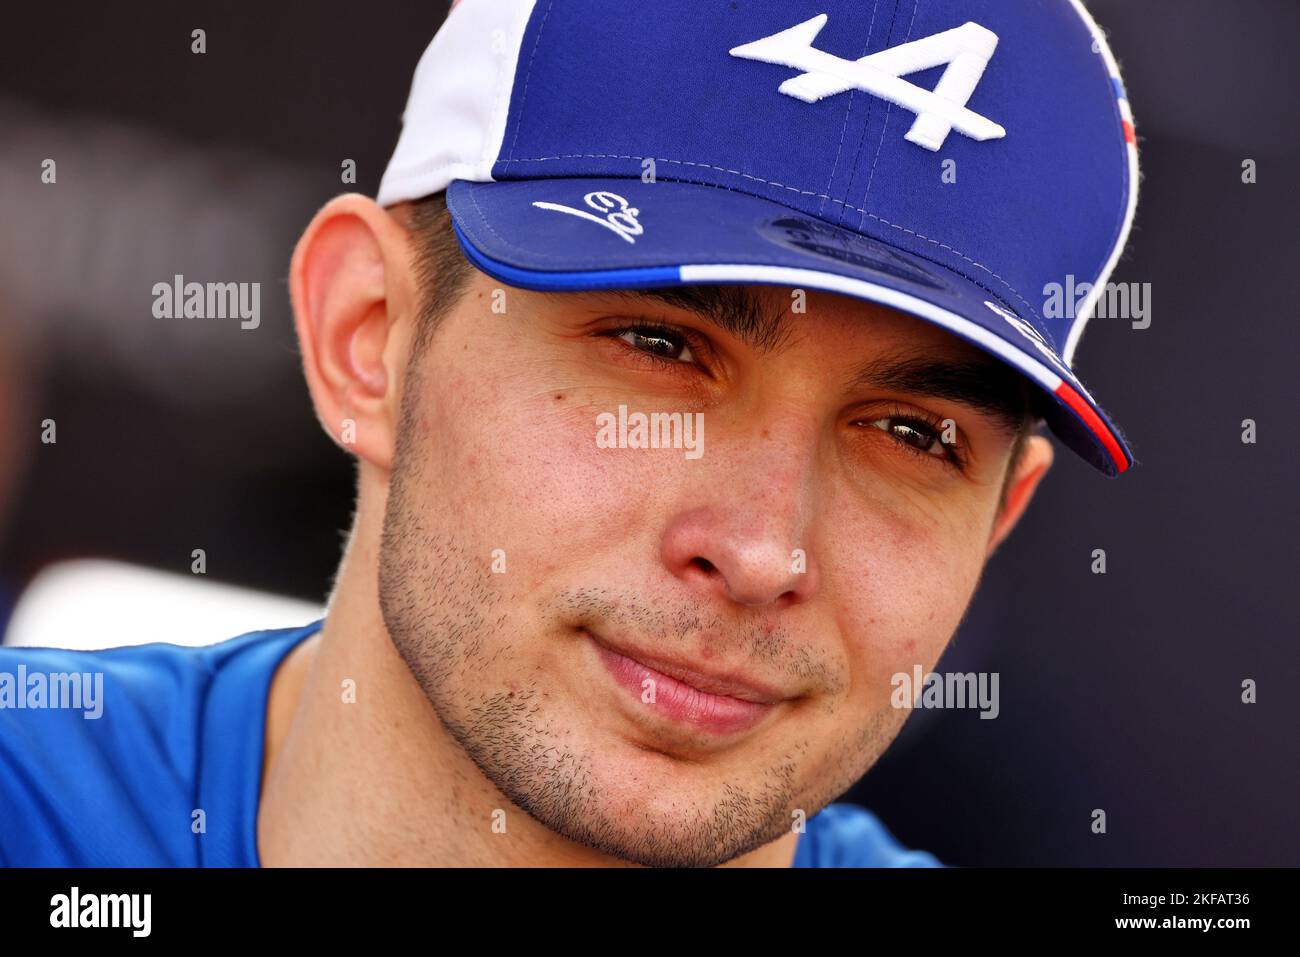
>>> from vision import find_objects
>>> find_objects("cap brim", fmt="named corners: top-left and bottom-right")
top-left (446, 177), bottom-right (1132, 476)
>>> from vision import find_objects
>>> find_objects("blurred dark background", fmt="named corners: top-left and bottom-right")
top-left (1, 1), bottom-right (1296, 865)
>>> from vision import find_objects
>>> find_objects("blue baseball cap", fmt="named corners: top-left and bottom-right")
top-left (378, 0), bottom-right (1139, 475)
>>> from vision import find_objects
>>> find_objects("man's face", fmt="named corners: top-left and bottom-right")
top-left (378, 269), bottom-right (1036, 867)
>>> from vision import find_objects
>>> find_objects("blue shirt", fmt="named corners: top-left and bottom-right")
top-left (0, 621), bottom-right (940, 867)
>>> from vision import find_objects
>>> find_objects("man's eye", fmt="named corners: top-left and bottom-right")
top-left (867, 416), bottom-right (948, 458)
top-left (615, 327), bottom-right (696, 364)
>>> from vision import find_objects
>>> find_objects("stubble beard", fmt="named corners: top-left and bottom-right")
top-left (374, 369), bottom-right (894, 866)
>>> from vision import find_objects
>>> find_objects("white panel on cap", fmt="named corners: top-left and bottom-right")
top-left (376, 0), bottom-right (538, 207)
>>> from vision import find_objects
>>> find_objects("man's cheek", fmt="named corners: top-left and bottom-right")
top-left (443, 388), bottom-right (676, 570)
top-left (833, 515), bottom-right (985, 689)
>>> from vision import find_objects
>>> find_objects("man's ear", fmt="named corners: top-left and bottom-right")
top-left (289, 193), bottom-right (416, 473)
top-left (987, 434), bottom-right (1054, 556)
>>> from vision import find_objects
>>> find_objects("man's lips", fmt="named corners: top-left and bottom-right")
top-left (585, 630), bottom-right (788, 737)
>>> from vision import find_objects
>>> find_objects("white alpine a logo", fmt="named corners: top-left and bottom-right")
top-left (730, 15), bottom-right (1006, 151)
top-left (533, 191), bottom-right (644, 244)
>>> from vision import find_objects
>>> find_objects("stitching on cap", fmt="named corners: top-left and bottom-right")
top-left (504, 0), bottom-right (554, 168)
top-left (837, 0), bottom-right (894, 228)
top-left (485, 7), bottom-right (520, 171)
top-left (821, 0), bottom-right (880, 219)
top-left (858, 0), bottom-right (919, 228)
top-left (502, 152), bottom-right (1042, 321)
top-left (462, 180), bottom-right (518, 255)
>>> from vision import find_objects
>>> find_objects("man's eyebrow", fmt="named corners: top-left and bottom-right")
top-left (852, 353), bottom-right (1031, 434)
top-left (599, 287), bottom-right (1031, 431)
top-left (608, 286), bottom-right (792, 353)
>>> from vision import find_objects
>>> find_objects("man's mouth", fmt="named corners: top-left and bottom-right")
top-left (584, 629), bottom-right (788, 737)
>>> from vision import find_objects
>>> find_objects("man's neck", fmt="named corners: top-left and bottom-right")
top-left (255, 496), bottom-right (799, 867)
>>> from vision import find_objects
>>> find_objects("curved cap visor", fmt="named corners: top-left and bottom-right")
top-left (446, 177), bottom-right (1132, 476)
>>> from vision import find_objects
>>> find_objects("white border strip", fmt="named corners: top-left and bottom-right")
top-left (679, 263), bottom-right (1066, 391)
top-left (1062, 0), bottom-right (1141, 364)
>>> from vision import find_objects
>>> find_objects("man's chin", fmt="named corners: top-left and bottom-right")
top-left (517, 791), bottom-right (797, 868)
top-left (476, 741), bottom-right (801, 867)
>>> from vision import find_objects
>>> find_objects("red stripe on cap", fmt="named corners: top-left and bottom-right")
top-left (1054, 382), bottom-right (1129, 473)
top-left (1122, 120), bottom-right (1136, 144)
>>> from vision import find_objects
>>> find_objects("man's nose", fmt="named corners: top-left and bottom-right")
top-left (659, 424), bottom-right (821, 610)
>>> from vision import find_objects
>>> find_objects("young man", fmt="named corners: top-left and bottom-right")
top-left (0, 0), bottom-right (1137, 867)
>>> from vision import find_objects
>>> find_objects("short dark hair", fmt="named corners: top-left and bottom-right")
top-left (404, 191), bottom-right (475, 360)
